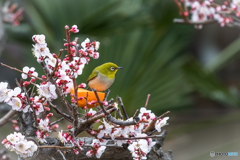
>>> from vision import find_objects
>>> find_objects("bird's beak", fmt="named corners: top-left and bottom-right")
top-left (117, 67), bottom-right (123, 69)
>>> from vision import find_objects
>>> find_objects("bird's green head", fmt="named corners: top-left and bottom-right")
top-left (96, 62), bottom-right (123, 78)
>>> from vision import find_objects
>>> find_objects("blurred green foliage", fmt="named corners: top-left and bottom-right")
top-left (2, 0), bottom-right (240, 116)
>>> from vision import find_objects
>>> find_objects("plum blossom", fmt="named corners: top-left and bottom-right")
top-left (32, 34), bottom-right (46, 44)
top-left (96, 146), bottom-right (106, 158)
top-left (0, 82), bottom-right (9, 102)
top-left (155, 117), bottom-right (169, 132)
top-left (8, 97), bottom-right (22, 111)
top-left (45, 54), bottom-right (57, 68)
top-left (71, 25), bottom-right (79, 33)
top-left (58, 130), bottom-right (67, 144)
top-left (36, 130), bottom-right (47, 143)
top-left (39, 119), bottom-right (51, 132)
top-left (38, 82), bottom-right (57, 100)
top-left (128, 139), bottom-right (149, 159)
top-left (3, 132), bottom-right (37, 158)
top-left (21, 66), bottom-right (38, 79)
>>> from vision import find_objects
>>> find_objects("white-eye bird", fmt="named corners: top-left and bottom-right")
top-left (87, 62), bottom-right (123, 91)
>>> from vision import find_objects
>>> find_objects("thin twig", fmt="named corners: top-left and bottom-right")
top-left (117, 96), bottom-right (128, 120)
top-left (143, 111), bottom-right (170, 133)
top-left (1, 63), bottom-right (42, 81)
top-left (57, 149), bottom-right (66, 160)
top-left (0, 110), bottom-right (16, 127)
top-left (133, 109), bottom-right (139, 117)
top-left (144, 94), bottom-right (150, 109)
top-left (48, 101), bottom-right (73, 122)
top-left (50, 117), bottom-right (65, 126)
top-left (102, 135), bottom-right (163, 140)
top-left (104, 89), bottom-right (111, 101)
top-left (93, 89), bottom-right (107, 115)
top-left (173, 18), bottom-right (217, 25)
top-left (51, 49), bottom-right (63, 77)
top-left (38, 146), bottom-right (74, 149)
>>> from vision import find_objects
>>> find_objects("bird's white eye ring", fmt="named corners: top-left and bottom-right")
top-left (110, 67), bottom-right (115, 71)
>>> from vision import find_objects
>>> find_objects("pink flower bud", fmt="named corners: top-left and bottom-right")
top-left (102, 101), bottom-right (108, 106)
top-left (66, 135), bottom-right (72, 141)
top-left (70, 41), bottom-right (76, 46)
top-left (90, 130), bottom-right (95, 135)
top-left (11, 120), bottom-right (18, 123)
top-left (79, 141), bottom-right (84, 146)
top-left (78, 83), bottom-right (86, 88)
top-left (78, 96), bottom-right (83, 100)
top-left (84, 106), bottom-right (87, 110)
top-left (30, 78), bottom-right (36, 83)
top-left (30, 97), bottom-right (34, 101)
top-left (64, 43), bottom-right (69, 46)
top-left (71, 98), bottom-right (76, 103)
top-left (52, 124), bottom-right (59, 129)
top-left (63, 133), bottom-right (69, 138)
top-left (85, 57), bottom-right (90, 64)
top-left (47, 113), bottom-right (53, 117)
top-left (183, 12), bottom-right (188, 17)
top-left (37, 118), bottom-right (40, 123)
top-left (13, 125), bottom-right (19, 131)
top-left (23, 81), bottom-right (30, 86)
top-left (91, 100), bottom-right (97, 104)
top-left (88, 102), bottom-right (92, 106)
top-left (2, 139), bottom-right (8, 144)
top-left (53, 54), bottom-right (57, 58)
top-left (73, 149), bottom-right (79, 155)
top-left (87, 113), bottom-right (92, 117)
top-left (68, 125), bottom-right (72, 129)
top-left (42, 75), bottom-right (47, 79)
top-left (102, 114), bottom-right (105, 117)
top-left (70, 47), bottom-right (76, 53)
top-left (65, 25), bottom-right (69, 30)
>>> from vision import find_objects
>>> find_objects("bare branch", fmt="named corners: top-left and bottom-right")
top-left (57, 149), bottom-right (66, 160)
top-left (0, 109), bottom-right (16, 127)
top-left (50, 117), bottom-right (65, 126)
top-left (173, 18), bottom-right (217, 25)
top-left (117, 96), bottom-right (128, 120)
top-left (144, 94), bottom-right (150, 109)
top-left (48, 101), bottom-right (73, 122)
top-left (143, 111), bottom-right (170, 134)
top-left (1, 63), bottom-right (43, 81)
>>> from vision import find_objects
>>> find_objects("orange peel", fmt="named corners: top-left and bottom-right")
top-left (70, 88), bottom-right (105, 108)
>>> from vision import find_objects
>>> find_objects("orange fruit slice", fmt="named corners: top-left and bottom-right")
top-left (70, 88), bottom-right (105, 108)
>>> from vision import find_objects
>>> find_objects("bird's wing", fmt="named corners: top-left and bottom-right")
top-left (87, 70), bottom-right (99, 84)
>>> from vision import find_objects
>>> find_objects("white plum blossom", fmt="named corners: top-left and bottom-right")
top-left (38, 82), bottom-right (57, 100)
top-left (58, 130), bottom-right (67, 144)
top-left (97, 119), bottom-right (113, 138)
top-left (39, 119), bottom-right (51, 132)
top-left (3, 132), bottom-right (37, 158)
top-left (8, 97), bottom-right (22, 111)
top-left (32, 43), bottom-right (51, 62)
top-left (32, 34), bottom-right (46, 44)
top-left (96, 146), bottom-right (106, 158)
top-left (36, 130), bottom-right (47, 143)
top-left (0, 82), bottom-right (9, 102)
top-left (6, 87), bottom-right (21, 99)
top-left (128, 139), bottom-right (149, 159)
top-left (21, 66), bottom-right (38, 79)
top-left (45, 54), bottom-right (57, 68)
top-left (155, 117), bottom-right (169, 132)
top-left (88, 108), bottom-right (97, 117)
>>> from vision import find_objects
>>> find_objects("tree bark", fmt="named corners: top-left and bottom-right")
top-left (20, 130), bottom-right (173, 160)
